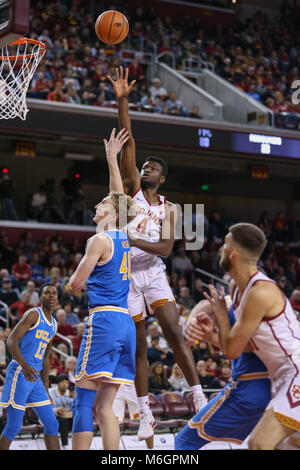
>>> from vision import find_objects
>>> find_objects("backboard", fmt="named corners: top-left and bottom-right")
top-left (0, 0), bottom-right (30, 48)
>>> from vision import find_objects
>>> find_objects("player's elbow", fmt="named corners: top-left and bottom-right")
top-left (69, 278), bottom-right (81, 292)
top-left (224, 346), bottom-right (240, 360)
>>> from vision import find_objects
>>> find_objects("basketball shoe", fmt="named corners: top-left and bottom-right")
top-left (138, 409), bottom-right (157, 441)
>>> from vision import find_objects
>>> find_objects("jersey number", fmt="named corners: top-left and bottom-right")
top-left (120, 252), bottom-right (131, 280)
top-left (34, 342), bottom-right (47, 360)
top-left (137, 217), bottom-right (148, 235)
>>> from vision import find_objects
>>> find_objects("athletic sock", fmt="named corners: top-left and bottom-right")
top-left (190, 385), bottom-right (205, 396)
top-left (137, 396), bottom-right (151, 412)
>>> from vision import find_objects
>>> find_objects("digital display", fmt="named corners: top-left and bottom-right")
top-left (198, 128), bottom-right (300, 160)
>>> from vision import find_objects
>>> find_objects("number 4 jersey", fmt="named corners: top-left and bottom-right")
top-left (128, 188), bottom-right (167, 270)
top-left (86, 229), bottom-right (131, 310)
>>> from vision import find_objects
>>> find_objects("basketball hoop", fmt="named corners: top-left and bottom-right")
top-left (0, 37), bottom-right (46, 120)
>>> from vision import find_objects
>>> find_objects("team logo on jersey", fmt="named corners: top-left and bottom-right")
top-left (288, 381), bottom-right (300, 408)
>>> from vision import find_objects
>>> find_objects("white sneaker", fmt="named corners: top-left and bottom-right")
top-left (137, 409), bottom-right (157, 441)
top-left (193, 393), bottom-right (208, 413)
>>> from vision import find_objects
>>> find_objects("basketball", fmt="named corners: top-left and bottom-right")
top-left (95, 10), bottom-right (129, 45)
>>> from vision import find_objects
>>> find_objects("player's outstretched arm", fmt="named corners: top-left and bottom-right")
top-left (107, 67), bottom-right (140, 195)
top-left (6, 309), bottom-right (40, 382)
top-left (104, 127), bottom-right (130, 193)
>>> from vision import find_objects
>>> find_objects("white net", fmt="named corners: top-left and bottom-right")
top-left (0, 38), bottom-right (46, 120)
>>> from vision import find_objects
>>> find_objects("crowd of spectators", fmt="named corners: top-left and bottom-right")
top-left (24, 0), bottom-right (300, 129)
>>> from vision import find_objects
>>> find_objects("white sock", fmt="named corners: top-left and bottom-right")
top-left (190, 385), bottom-right (205, 397)
top-left (137, 395), bottom-right (150, 412)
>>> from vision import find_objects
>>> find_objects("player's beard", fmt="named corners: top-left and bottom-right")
top-left (220, 251), bottom-right (232, 272)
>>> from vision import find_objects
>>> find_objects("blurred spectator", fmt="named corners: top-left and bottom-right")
top-left (0, 278), bottom-right (20, 308)
top-left (12, 255), bottom-right (32, 285)
top-left (53, 308), bottom-right (76, 355)
top-left (9, 291), bottom-right (35, 322)
top-left (63, 300), bottom-right (80, 327)
top-left (149, 78), bottom-right (168, 100)
top-left (172, 248), bottom-right (194, 278)
top-left (57, 356), bottom-right (77, 392)
top-left (205, 357), bottom-right (218, 377)
top-left (148, 361), bottom-right (172, 398)
top-left (29, 253), bottom-right (45, 284)
top-left (272, 211), bottom-right (290, 242)
top-left (49, 374), bottom-right (73, 449)
top-left (20, 279), bottom-right (39, 306)
top-left (47, 81), bottom-right (67, 102)
top-left (49, 349), bottom-right (63, 382)
top-left (277, 275), bottom-right (293, 298)
top-left (0, 171), bottom-right (18, 220)
top-left (190, 341), bottom-right (212, 363)
top-left (71, 322), bottom-right (85, 357)
top-left (258, 211), bottom-right (273, 239)
top-left (146, 323), bottom-right (170, 350)
top-left (147, 336), bottom-right (174, 367)
top-left (165, 92), bottom-right (184, 114)
top-left (128, 59), bottom-right (145, 82)
top-left (290, 289), bottom-right (300, 314)
top-left (209, 210), bottom-right (226, 241)
top-left (192, 278), bottom-right (207, 303)
top-left (187, 106), bottom-right (202, 119)
top-left (168, 363), bottom-right (190, 395)
top-left (195, 360), bottom-right (216, 390)
top-left (177, 286), bottom-right (195, 310)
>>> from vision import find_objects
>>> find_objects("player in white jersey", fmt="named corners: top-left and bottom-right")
top-left (108, 67), bottom-right (207, 443)
top-left (203, 223), bottom-right (300, 450)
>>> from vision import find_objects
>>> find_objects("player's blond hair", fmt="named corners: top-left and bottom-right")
top-left (109, 191), bottom-right (139, 229)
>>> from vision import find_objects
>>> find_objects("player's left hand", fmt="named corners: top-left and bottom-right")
top-left (104, 127), bottom-right (130, 160)
top-left (204, 284), bottom-right (228, 318)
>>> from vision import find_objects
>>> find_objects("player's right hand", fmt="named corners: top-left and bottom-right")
top-left (107, 66), bottom-right (136, 98)
top-left (22, 363), bottom-right (39, 382)
top-left (185, 312), bottom-right (213, 345)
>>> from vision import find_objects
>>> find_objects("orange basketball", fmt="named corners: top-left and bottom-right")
top-left (95, 10), bottom-right (129, 45)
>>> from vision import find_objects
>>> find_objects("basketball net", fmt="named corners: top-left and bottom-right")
top-left (0, 38), bottom-right (46, 120)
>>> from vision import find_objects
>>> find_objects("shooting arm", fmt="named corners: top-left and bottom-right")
top-left (108, 67), bottom-right (140, 195)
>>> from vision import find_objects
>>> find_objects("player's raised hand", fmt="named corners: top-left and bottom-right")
top-left (107, 66), bottom-right (136, 99)
top-left (203, 284), bottom-right (228, 318)
top-left (104, 127), bottom-right (130, 160)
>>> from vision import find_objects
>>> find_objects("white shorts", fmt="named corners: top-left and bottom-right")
top-left (266, 370), bottom-right (300, 432)
top-left (112, 384), bottom-right (140, 422)
top-left (128, 263), bottom-right (175, 323)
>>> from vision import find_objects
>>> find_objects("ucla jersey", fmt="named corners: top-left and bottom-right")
top-left (86, 230), bottom-right (130, 309)
top-left (15, 307), bottom-right (57, 372)
top-left (228, 299), bottom-right (268, 380)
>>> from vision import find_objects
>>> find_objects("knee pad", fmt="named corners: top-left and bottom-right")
top-left (2, 406), bottom-right (24, 441)
top-left (72, 387), bottom-right (96, 434)
top-left (33, 404), bottom-right (59, 436)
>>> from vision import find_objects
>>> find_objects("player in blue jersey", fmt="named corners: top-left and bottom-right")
top-left (0, 283), bottom-right (60, 450)
top-left (175, 289), bottom-right (271, 450)
top-left (70, 128), bottom-right (139, 450)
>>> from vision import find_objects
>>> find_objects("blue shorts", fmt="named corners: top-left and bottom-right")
top-left (75, 306), bottom-right (136, 385)
top-left (175, 377), bottom-right (271, 450)
top-left (0, 361), bottom-right (51, 411)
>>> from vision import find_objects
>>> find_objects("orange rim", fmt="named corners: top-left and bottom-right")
top-left (0, 37), bottom-right (46, 61)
